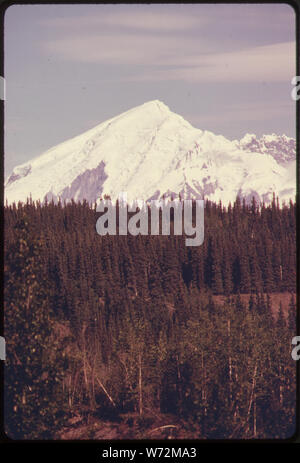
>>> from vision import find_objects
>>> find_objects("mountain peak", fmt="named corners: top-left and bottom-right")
top-left (129, 99), bottom-right (171, 117)
top-left (237, 132), bottom-right (295, 165)
top-left (5, 101), bottom-right (296, 206)
top-left (143, 99), bottom-right (170, 110)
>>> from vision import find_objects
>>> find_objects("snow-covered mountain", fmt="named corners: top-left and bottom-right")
top-left (234, 133), bottom-right (296, 165)
top-left (5, 100), bottom-right (296, 206)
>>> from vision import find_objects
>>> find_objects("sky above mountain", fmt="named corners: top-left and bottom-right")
top-left (4, 3), bottom-right (296, 175)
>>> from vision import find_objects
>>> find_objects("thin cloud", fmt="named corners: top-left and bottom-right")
top-left (44, 31), bottom-right (295, 83)
top-left (127, 41), bottom-right (295, 83)
top-left (40, 4), bottom-right (295, 84)
top-left (40, 10), bottom-right (206, 32)
top-left (43, 33), bottom-right (213, 65)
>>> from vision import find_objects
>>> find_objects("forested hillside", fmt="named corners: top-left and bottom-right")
top-left (4, 197), bottom-right (296, 439)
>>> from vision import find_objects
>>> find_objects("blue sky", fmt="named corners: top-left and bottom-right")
top-left (4, 3), bottom-right (296, 175)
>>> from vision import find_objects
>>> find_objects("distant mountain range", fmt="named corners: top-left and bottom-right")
top-left (5, 100), bottom-right (296, 205)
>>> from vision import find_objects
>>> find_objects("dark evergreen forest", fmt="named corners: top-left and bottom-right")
top-left (4, 197), bottom-right (297, 439)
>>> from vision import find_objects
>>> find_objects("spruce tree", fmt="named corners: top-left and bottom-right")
top-left (5, 215), bottom-right (68, 439)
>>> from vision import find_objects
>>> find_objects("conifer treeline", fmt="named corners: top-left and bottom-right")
top-left (4, 198), bottom-right (296, 439)
top-left (5, 196), bottom-right (296, 303)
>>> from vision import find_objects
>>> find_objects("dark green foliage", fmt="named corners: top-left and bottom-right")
top-left (4, 198), bottom-right (296, 439)
top-left (4, 215), bottom-right (68, 439)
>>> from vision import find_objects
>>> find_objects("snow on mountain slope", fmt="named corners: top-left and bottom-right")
top-left (5, 100), bottom-right (296, 206)
top-left (234, 133), bottom-right (296, 165)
